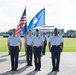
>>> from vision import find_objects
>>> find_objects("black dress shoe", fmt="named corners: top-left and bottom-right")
top-left (34, 68), bottom-right (37, 71)
top-left (52, 69), bottom-right (55, 72)
top-left (14, 69), bottom-right (17, 71)
top-left (26, 64), bottom-right (29, 66)
top-left (11, 69), bottom-right (14, 71)
top-left (38, 68), bottom-right (41, 71)
top-left (56, 69), bottom-right (59, 72)
top-left (30, 64), bottom-right (33, 66)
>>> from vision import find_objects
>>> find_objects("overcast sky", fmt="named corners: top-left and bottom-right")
top-left (0, 0), bottom-right (76, 32)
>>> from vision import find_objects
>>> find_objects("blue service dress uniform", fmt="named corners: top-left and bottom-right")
top-left (25, 35), bottom-right (33, 66)
top-left (33, 35), bottom-right (44, 70)
top-left (49, 34), bottom-right (64, 71)
top-left (8, 35), bottom-right (21, 70)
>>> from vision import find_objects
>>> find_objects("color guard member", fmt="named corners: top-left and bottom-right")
top-left (25, 30), bottom-right (33, 66)
top-left (32, 29), bottom-right (44, 71)
top-left (8, 29), bottom-right (22, 71)
top-left (48, 28), bottom-right (64, 72)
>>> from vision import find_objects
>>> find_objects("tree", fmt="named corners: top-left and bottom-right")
top-left (66, 30), bottom-right (76, 34)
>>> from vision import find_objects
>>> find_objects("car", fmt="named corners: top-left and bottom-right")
top-left (3, 34), bottom-right (9, 38)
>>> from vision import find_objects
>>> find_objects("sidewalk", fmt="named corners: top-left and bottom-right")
top-left (0, 52), bottom-right (76, 75)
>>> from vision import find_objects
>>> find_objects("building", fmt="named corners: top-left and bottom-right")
top-left (31, 26), bottom-right (64, 36)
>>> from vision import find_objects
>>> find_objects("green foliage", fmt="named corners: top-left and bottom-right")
top-left (66, 30), bottom-right (76, 34)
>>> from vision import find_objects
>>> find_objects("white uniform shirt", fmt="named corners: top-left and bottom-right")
top-left (49, 35), bottom-right (64, 46)
top-left (8, 35), bottom-right (21, 46)
top-left (33, 35), bottom-right (44, 46)
top-left (25, 35), bottom-right (33, 45)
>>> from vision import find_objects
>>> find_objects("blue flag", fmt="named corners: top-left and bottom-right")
top-left (27, 8), bottom-right (45, 31)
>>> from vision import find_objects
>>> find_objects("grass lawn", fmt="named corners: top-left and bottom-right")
top-left (0, 36), bottom-right (25, 52)
top-left (0, 36), bottom-right (76, 52)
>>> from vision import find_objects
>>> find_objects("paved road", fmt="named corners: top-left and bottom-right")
top-left (0, 52), bottom-right (76, 75)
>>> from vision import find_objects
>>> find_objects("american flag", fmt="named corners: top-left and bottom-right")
top-left (16, 8), bottom-right (27, 35)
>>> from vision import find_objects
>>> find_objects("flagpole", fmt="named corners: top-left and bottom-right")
top-left (25, 4), bottom-right (27, 34)
top-left (44, 7), bottom-right (45, 33)
top-left (24, 4), bottom-right (27, 57)
top-left (43, 6), bottom-right (45, 33)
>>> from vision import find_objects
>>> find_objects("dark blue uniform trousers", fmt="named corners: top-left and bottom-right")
top-left (34, 46), bottom-right (42, 69)
top-left (51, 45), bottom-right (61, 70)
top-left (26, 45), bottom-right (32, 65)
top-left (10, 46), bottom-right (19, 70)
top-left (42, 40), bottom-right (47, 55)
top-left (42, 44), bottom-right (46, 55)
